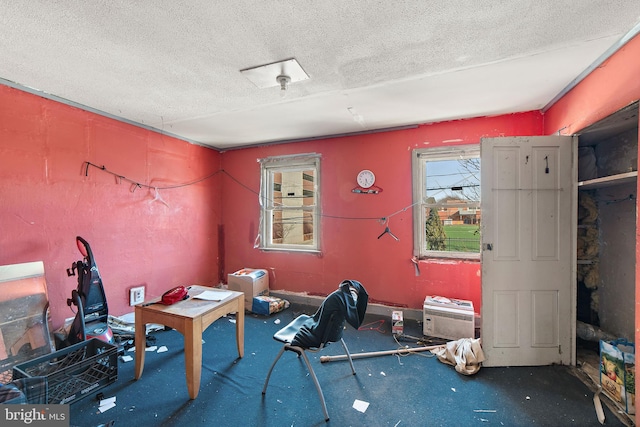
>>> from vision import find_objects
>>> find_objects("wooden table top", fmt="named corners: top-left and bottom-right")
top-left (137, 285), bottom-right (243, 319)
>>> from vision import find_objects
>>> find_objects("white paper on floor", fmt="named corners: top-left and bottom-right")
top-left (353, 399), bottom-right (370, 413)
top-left (120, 355), bottom-right (133, 362)
top-left (145, 346), bottom-right (158, 352)
top-left (99, 396), bottom-right (116, 413)
top-left (157, 346), bottom-right (168, 353)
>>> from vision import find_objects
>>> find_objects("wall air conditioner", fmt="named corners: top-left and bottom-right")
top-left (423, 295), bottom-right (475, 340)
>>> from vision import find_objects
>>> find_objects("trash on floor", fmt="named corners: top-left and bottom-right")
top-left (430, 337), bottom-right (485, 375)
top-left (391, 311), bottom-right (404, 336)
top-left (599, 338), bottom-right (635, 415)
top-left (98, 396), bottom-right (116, 413)
top-left (252, 296), bottom-right (290, 316)
top-left (352, 399), bottom-right (369, 413)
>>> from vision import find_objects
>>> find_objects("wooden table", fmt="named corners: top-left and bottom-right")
top-left (134, 286), bottom-right (244, 399)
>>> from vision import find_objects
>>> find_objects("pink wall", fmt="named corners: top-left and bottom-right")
top-left (0, 85), bottom-right (222, 328)
top-left (221, 112), bottom-right (543, 312)
top-left (544, 32), bottom-right (640, 408)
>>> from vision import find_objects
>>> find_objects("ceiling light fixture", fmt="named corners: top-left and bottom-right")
top-left (276, 74), bottom-right (291, 97)
top-left (240, 58), bottom-right (309, 98)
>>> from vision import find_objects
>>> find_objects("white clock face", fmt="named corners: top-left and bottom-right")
top-left (357, 169), bottom-right (375, 188)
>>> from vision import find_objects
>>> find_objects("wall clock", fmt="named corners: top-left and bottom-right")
top-left (357, 169), bottom-right (376, 188)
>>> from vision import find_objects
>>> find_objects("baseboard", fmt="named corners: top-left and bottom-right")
top-left (270, 290), bottom-right (423, 322)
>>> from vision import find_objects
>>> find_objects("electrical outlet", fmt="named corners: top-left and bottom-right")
top-left (129, 286), bottom-right (145, 306)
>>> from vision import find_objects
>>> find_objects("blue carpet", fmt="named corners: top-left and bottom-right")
top-left (69, 305), bottom-right (625, 427)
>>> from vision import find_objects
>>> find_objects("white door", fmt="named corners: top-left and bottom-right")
top-left (481, 136), bottom-right (576, 367)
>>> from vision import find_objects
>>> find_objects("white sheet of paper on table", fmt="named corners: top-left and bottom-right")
top-left (193, 290), bottom-right (233, 301)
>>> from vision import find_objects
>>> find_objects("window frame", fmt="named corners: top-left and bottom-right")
top-left (412, 145), bottom-right (481, 260)
top-left (258, 153), bottom-right (321, 253)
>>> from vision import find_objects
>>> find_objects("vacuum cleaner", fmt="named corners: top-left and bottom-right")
top-left (57, 236), bottom-right (113, 349)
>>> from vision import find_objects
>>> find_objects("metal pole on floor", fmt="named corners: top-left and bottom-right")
top-left (319, 344), bottom-right (446, 363)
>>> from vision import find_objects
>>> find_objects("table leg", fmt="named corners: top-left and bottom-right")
top-left (134, 308), bottom-right (145, 380)
top-left (184, 318), bottom-right (203, 399)
top-left (236, 299), bottom-right (245, 358)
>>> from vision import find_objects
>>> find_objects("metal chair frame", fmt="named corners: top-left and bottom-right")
top-left (261, 312), bottom-right (357, 422)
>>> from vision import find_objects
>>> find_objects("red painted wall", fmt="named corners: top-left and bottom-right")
top-left (221, 112), bottom-right (543, 312)
top-left (545, 32), bottom-right (640, 407)
top-left (4, 32), bottom-right (637, 336)
top-left (0, 85), bottom-right (222, 328)
top-left (544, 34), bottom-right (640, 137)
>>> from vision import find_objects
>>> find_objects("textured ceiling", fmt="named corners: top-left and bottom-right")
top-left (1, 1), bottom-right (640, 150)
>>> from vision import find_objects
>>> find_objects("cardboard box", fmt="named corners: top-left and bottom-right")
top-left (227, 268), bottom-right (269, 308)
top-left (252, 296), bottom-right (289, 316)
top-left (392, 311), bottom-right (404, 336)
top-left (600, 339), bottom-right (635, 414)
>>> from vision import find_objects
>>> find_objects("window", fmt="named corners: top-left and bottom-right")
top-left (412, 146), bottom-right (481, 259)
top-left (258, 153), bottom-right (320, 252)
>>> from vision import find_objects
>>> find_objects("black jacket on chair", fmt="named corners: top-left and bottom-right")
top-left (291, 280), bottom-right (369, 348)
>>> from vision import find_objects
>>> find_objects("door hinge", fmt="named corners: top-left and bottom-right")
top-left (559, 345), bottom-right (562, 354)
top-left (483, 243), bottom-right (493, 251)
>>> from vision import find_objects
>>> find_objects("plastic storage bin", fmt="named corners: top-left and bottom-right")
top-left (13, 338), bottom-right (117, 405)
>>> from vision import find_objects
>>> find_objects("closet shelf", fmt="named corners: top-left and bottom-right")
top-left (578, 171), bottom-right (637, 190)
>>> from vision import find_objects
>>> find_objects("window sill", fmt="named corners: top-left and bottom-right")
top-left (259, 247), bottom-right (321, 255)
top-left (418, 253), bottom-right (480, 262)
